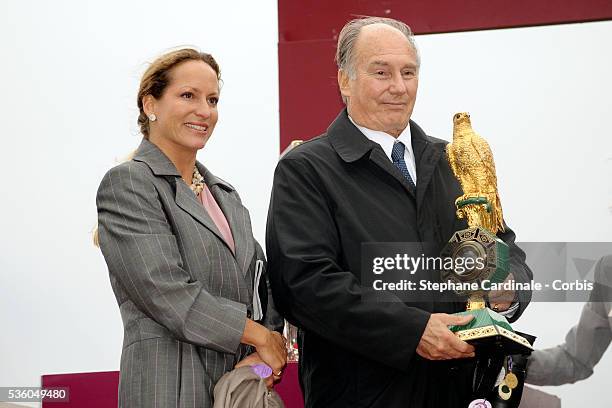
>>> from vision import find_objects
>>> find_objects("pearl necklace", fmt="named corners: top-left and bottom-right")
top-left (190, 166), bottom-right (205, 197)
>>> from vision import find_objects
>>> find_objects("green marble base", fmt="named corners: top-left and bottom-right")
top-left (449, 308), bottom-right (533, 355)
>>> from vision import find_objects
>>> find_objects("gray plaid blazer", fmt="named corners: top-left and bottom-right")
top-left (97, 139), bottom-right (281, 407)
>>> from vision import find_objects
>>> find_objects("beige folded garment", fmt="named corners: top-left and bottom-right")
top-left (213, 366), bottom-right (285, 408)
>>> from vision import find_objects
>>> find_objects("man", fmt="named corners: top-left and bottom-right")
top-left (526, 255), bottom-right (612, 386)
top-left (266, 17), bottom-right (532, 407)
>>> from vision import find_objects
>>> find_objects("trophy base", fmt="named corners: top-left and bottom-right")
top-left (449, 308), bottom-right (533, 355)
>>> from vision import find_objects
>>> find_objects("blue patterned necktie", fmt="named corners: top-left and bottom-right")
top-left (391, 141), bottom-right (416, 189)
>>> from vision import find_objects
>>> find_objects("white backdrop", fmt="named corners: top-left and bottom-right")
top-left (415, 22), bottom-right (612, 407)
top-left (0, 1), bottom-right (610, 407)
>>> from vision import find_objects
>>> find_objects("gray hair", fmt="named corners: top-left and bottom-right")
top-left (335, 16), bottom-right (420, 81)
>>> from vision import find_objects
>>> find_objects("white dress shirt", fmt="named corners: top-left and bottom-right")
top-left (348, 116), bottom-right (417, 184)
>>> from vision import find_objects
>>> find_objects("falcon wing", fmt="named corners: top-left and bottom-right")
top-left (470, 133), bottom-right (498, 190)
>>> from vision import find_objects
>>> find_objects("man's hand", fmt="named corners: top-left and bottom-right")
top-left (416, 313), bottom-right (476, 360)
top-left (488, 272), bottom-right (516, 312)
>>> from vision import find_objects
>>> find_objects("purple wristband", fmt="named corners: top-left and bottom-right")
top-left (251, 364), bottom-right (273, 379)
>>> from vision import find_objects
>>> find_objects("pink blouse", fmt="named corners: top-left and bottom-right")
top-left (198, 184), bottom-right (235, 254)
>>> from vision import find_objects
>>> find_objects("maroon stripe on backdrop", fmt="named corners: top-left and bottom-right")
top-left (278, 0), bottom-right (612, 150)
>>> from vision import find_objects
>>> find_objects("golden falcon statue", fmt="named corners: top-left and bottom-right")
top-left (446, 112), bottom-right (505, 234)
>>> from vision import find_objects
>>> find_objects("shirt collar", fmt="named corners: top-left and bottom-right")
top-left (348, 115), bottom-right (414, 162)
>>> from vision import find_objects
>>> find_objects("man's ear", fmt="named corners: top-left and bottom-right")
top-left (142, 94), bottom-right (156, 116)
top-left (338, 70), bottom-right (351, 100)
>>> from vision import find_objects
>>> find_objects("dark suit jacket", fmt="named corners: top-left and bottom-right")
top-left (97, 139), bottom-right (281, 408)
top-left (266, 109), bottom-right (532, 407)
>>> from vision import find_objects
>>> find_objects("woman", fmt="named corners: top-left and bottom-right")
top-left (96, 48), bottom-right (286, 407)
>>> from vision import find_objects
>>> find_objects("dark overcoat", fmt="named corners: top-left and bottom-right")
top-left (266, 109), bottom-right (532, 407)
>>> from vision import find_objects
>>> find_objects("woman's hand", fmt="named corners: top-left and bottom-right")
top-left (241, 319), bottom-right (287, 383)
top-left (255, 331), bottom-right (287, 379)
top-left (235, 352), bottom-right (277, 388)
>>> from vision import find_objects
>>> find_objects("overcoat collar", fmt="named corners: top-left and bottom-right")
top-left (132, 138), bottom-right (252, 276)
top-left (328, 109), bottom-right (377, 163)
top-left (328, 109), bottom-right (447, 206)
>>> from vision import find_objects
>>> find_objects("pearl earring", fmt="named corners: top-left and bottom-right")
top-left (148, 114), bottom-right (157, 122)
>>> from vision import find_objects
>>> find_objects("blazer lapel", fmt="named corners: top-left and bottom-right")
top-left (132, 139), bottom-right (233, 253)
top-left (174, 181), bottom-right (229, 247)
top-left (200, 164), bottom-right (255, 277)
